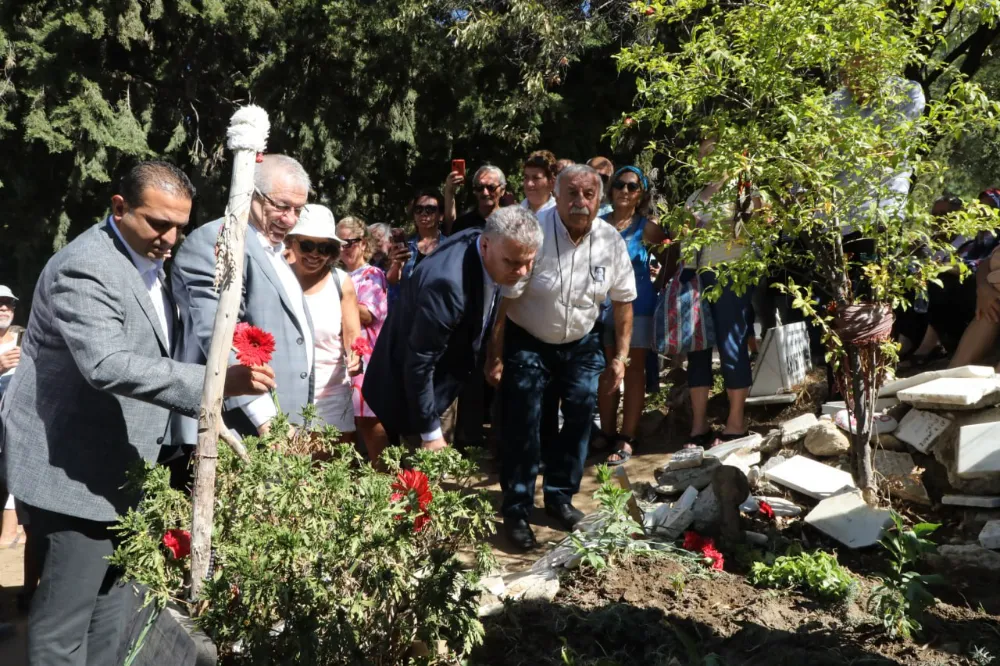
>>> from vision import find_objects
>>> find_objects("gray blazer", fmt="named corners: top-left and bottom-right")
top-left (0, 222), bottom-right (205, 523)
top-left (170, 218), bottom-right (314, 444)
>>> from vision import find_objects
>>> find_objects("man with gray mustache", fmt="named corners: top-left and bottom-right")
top-left (486, 164), bottom-right (637, 550)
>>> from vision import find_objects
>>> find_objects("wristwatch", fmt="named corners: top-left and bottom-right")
top-left (615, 354), bottom-right (630, 367)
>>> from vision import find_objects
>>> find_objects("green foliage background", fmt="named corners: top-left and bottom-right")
top-left (2, 0), bottom-right (1000, 311)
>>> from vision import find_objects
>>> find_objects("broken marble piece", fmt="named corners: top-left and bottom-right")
top-left (529, 542), bottom-right (579, 573)
top-left (980, 520), bottom-right (1000, 550)
top-left (745, 393), bottom-right (797, 406)
top-left (931, 544), bottom-right (1000, 573)
top-left (822, 398), bottom-right (898, 416)
top-left (873, 450), bottom-right (930, 505)
top-left (645, 486), bottom-right (699, 540)
top-left (833, 410), bottom-right (898, 436)
top-left (879, 365), bottom-right (996, 397)
top-left (942, 495), bottom-right (1000, 508)
top-left (740, 496), bottom-right (803, 517)
top-left (721, 449), bottom-right (762, 475)
top-left (764, 455), bottom-right (857, 499)
top-left (897, 377), bottom-right (1000, 411)
top-left (704, 433), bottom-right (763, 461)
top-left (957, 420), bottom-right (1000, 478)
top-left (668, 446), bottom-right (704, 470)
top-left (779, 413), bottom-right (818, 444)
top-left (654, 458), bottom-right (721, 495)
top-left (502, 569), bottom-right (560, 602)
top-left (894, 408), bottom-right (952, 454)
top-left (805, 490), bottom-right (893, 548)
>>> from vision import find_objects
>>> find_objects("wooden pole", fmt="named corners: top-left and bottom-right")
top-left (189, 107), bottom-right (269, 601)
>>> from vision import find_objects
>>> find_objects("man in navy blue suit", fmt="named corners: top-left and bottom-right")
top-left (363, 206), bottom-right (542, 451)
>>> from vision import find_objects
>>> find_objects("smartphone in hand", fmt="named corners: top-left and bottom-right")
top-left (390, 228), bottom-right (406, 246)
top-left (451, 159), bottom-right (466, 178)
top-left (15, 329), bottom-right (24, 346)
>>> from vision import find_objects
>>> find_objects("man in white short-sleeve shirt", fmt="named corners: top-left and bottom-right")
top-left (486, 164), bottom-right (637, 550)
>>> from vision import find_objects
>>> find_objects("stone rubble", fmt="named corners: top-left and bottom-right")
top-left (804, 421), bottom-right (851, 457)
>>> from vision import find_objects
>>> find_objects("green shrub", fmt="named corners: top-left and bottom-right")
top-left (748, 550), bottom-right (856, 601)
top-left (111, 413), bottom-right (496, 665)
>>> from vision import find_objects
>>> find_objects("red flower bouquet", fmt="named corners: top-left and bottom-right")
top-left (163, 529), bottom-right (192, 559)
top-left (682, 530), bottom-right (725, 571)
top-left (391, 469), bottom-right (433, 532)
top-left (351, 337), bottom-right (373, 358)
top-left (758, 500), bottom-right (776, 520)
top-left (232, 322), bottom-right (275, 367)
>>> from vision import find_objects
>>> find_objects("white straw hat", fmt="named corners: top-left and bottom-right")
top-left (0, 285), bottom-right (17, 301)
top-left (289, 204), bottom-right (343, 244)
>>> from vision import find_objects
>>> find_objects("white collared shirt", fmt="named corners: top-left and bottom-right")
top-left (241, 226), bottom-right (314, 429)
top-left (109, 217), bottom-right (173, 349)
top-left (520, 196), bottom-right (556, 215)
top-left (503, 206), bottom-right (636, 345)
top-left (421, 236), bottom-right (497, 443)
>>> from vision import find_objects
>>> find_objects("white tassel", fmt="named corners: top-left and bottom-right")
top-left (225, 105), bottom-right (270, 153)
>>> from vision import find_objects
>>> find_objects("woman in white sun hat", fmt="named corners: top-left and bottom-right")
top-left (285, 204), bottom-right (363, 438)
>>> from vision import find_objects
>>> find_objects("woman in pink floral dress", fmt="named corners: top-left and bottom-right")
top-left (337, 216), bottom-right (390, 465)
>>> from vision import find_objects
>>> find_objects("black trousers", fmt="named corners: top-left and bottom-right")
top-left (25, 504), bottom-right (127, 666)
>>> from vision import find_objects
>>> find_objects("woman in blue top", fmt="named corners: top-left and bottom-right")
top-left (386, 189), bottom-right (446, 305)
top-left (597, 166), bottom-right (667, 465)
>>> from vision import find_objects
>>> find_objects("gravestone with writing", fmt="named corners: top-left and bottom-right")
top-left (894, 408), bottom-right (952, 454)
top-left (749, 322), bottom-right (812, 398)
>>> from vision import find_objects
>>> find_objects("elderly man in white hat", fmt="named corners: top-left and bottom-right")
top-left (284, 204), bottom-right (363, 436)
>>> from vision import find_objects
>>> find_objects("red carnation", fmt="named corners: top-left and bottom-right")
top-left (683, 531), bottom-right (710, 552)
top-left (232, 322), bottom-right (275, 367)
top-left (701, 545), bottom-right (725, 570)
top-left (351, 337), bottom-right (373, 358)
top-left (162, 529), bottom-right (191, 559)
top-left (758, 500), bottom-right (776, 520)
top-left (391, 469), bottom-right (433, 532)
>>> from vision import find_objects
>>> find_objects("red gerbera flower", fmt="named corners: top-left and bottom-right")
top-left (683, 531), bottom-right (710, 552)
top-left (351, 337), bottom-right (373, 358)
top-left (391, 469), bottom-right (433, 532)
top-left (232, 322), bottom-right (275, 367)
top-left (758, 500), bottom-right (776, 520)
top-left (701, 545), bottom-right (725, 571)
top-left (162, 529), bottom-right (191, 559)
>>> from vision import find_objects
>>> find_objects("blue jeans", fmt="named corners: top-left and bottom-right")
top-left (500, 320), bottom-right (605, 519)
top-left (687, 269), bottom-right (754, 390)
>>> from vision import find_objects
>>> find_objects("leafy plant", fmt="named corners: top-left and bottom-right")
top-left (570, 465), bottom-right (645, 571)
top-left (111, 417), bottom-right (496, 665)
top-left (748, 549), bottom-right (856, 601)
top-left (971, 645), bottom-right (995, 666)
top-left (868, 512), bottom-right (944, 640)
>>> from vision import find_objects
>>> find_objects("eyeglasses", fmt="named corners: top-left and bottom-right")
top-left (413, 205), bottom-right (441, 215)
top-left (474, 183), bottom-right (500, 194)
top-left (341, 238), bottom-right (363, 248)
top-left (255, 188), bottom-right (305, 217)
top-left (296, 239), bottom-right (339, 255)
top-left (612, 180), bottom-right (642, 193)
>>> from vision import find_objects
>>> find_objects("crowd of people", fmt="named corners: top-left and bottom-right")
top-left (4, 77), bottom-right (1000, 663)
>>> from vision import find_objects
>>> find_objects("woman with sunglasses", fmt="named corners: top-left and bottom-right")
top-left (596, 166), bottom-right (667, 466)
top-left (337, 216), bottom-right (392, 467)
top-left (285, 205), bottom-right (363, 440)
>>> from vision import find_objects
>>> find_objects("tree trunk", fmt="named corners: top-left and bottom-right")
top-left (845, 344), bottom-right (876, 501)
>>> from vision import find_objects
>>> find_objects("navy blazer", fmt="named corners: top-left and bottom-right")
top-left (363, 229), bottom-right (491, 437)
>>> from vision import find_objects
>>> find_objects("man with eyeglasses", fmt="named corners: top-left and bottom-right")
top-left (587, 156), bottom-right (615, 217)
top-left (172, 154), bottom-right (316, 443)
top-left (486, 164), bottom-right (636, 550)
top-left (445, 165), bottom-right (508, 235)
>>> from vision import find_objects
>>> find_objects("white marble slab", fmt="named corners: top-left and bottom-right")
top-left (704, 433), bottom-right (763, 460)
top-left (897, 377), bottom-right (1000, 410)
top-left (894, 408), bottom-right (952, 454)
top-left (805, 490), bottom-right (893, 548)
top-left (942, 495), bottom-right (1000, 508)
top-left (764, 455), bottom-right (857, 499)
top-left (740, 496), bottom-right (803, 517)
top-left (957, 421), bottom-right (1000, 478)
top-left (668, 447), bottom-right (704, 470)
top-left (822, 398), bottom-right (898, 416)
top-left (879, 365), bottom-right (995, 397)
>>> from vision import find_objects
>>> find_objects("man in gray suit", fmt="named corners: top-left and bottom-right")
top-left (0, 161), bottom-right (275, 666)
top-left (172, 154), bottom-right (314, 440)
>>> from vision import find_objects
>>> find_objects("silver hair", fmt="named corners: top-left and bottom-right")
top-left (472, 165), bottom-right (507, 189)
top-left (484, 206), bottom-right (543, 250)
top-left (254, 154), bottom-right (311, 195)
top-left (369, 222), bottom-right (391, 240)
top-left (554, 164), bottom-right (604, 203)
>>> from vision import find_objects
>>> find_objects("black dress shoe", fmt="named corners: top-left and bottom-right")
top-left (545, 503), bottom-right (585, 531)
top-left (504, 517), bottom-right (538, 550)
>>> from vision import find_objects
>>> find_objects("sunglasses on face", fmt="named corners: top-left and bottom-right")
top-left (413, 205), bottom-right (441, 215)
top-left (474, 183), bottom-right (500, 194)
top-left (0, 299), bottom-right (14, 309)
top-left (612, 180), bottom-right (642, 193)
top-left (341, 237), bottom-right (363, 248)
top-left (296, 239), bottom-right (339, 255)
top-left (255, 188), bottom-right (306, 217)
